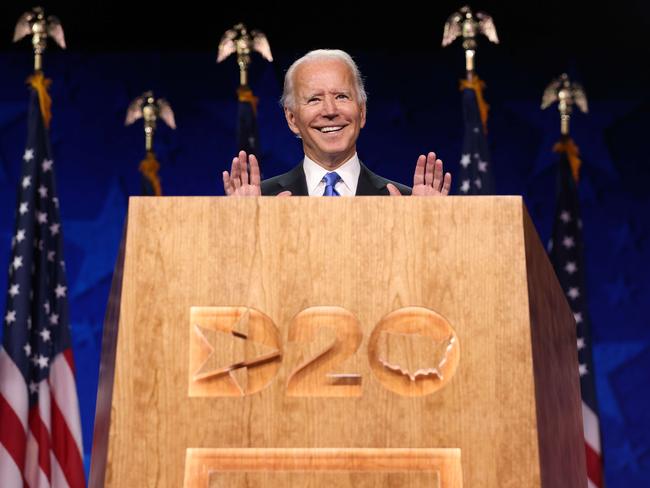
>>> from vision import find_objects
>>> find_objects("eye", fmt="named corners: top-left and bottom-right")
top-left (307, 97), bottom-right (320, 104)
top-left (336, 93), bottom-right (350, 100)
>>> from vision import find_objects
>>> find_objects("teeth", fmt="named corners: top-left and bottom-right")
top-left (319, 126), bottom-right (343, 133)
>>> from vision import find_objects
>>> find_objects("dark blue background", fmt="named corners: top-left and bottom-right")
top-left (1, 1), bottom-right (649, 484)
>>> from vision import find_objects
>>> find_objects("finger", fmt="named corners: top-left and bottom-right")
top-left (277, 191), bottom-right (292, 197)
top-left (222, 171), bottom-right (233, 196)
top-left (386, 183), bottom-right (401, 196)
top-left (424, 152), bottom-right (436, 186)
top-left (249, 154), bottom-right (261, 187)
top-left (239, 150), bottom-right (249, 185)
top-left (441, 172), bottom-right (452, 196)
top-left (231, 157), bottom-right (241, 189)
top-left (432, 158), bottom-right (443, 191)
top-left (413, 154), bottom-right (426, 186)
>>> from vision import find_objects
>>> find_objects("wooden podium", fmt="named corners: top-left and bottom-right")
top-left (90, 196), bottom-right (586, 487)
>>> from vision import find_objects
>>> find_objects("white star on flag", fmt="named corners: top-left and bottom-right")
top-left (49, 223), bottom-right (60, 235)
top-left (42, 158), bottom-right (53, 172)
top-left (564, 261), bottom-right (577, 274)
top-left (24, 343), bottom-right (32, 357)
top-left (44, 301), bottom-right (50, 314)
top-left (574, 312), bottom-right (583, 324)
top-left (5, 310), bottom-right (17, 325)
top-left (562, 236), bottom-right (575, 249)
top-left (578, 363), bottom-right (588, 376)
top-left (55, 284), bottom-right (67, 298)
top-left (478, 160), bottom-right (488, 172)
top-left (23, 148), bottom-right (34, 161)
top-left (29, 382), bottom-right (39, 394)
top-left (47, 251), bottom-right (55, 262)
top-left (473, 178), bottom-right (482, 189)
top-left (577, 337), bottom-right (585, 350)
top-left (560, 211), bottom-right (571, 223)
top-left (39, 329), bottom-right (52, 342)
top-left (49, 313), bottom-right (59, 325)
top-left (19, 202), bottom-right (29, 214)
top-left (38, 185), bottom-right (48, 198)
top-left (12, 256), bottom-right (23, 270)
top-left (567, 287), bottom-right (580, 300)
top-left (460, 154), bottom-right (471, 168)
top-left (15, 229), bottom-right (26, 243)
top-left (37, 211), bottom-right (48, 224)
top-left (22, 176), bottom-right (31, 188)
top-left (460, 180), bottom-right (470, 193)
top-left (9, 284), bottom-right (20, 297)
top-left (36, 355), bottom-right (49, 369)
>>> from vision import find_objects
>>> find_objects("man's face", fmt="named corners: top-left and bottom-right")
top-left (285, 58), bottom-right (366, 169)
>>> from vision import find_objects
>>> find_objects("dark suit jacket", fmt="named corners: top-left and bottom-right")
top-left (261, 162), bottom-right (412, 196)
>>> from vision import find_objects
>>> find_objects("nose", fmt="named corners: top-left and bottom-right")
top-left (321, 95), bottom-right (338, 117)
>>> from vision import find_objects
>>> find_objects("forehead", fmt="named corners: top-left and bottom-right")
top-left (293, 59), bottom-right (355, 94)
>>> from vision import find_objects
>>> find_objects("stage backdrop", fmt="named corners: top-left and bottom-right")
top-left (0, 49), bottom-right (648, 486)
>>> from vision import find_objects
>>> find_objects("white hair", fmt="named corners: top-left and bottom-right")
top-left (280, 49), bottom-right (367, 110)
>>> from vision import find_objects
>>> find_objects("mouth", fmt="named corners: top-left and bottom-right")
top-left (315, 125), bottom-right (345, 133)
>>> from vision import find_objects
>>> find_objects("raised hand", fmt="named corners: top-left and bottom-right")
top-left (222, 150), bottom-right (262, 196)
top-left (388, 151), bottom-right (451, 196)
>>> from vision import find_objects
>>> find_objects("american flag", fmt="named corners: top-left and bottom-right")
top-left (0, 74), bottom-right (85, 488)
top-left (457, 77), bottom-right (495, 195)
top-left (548, 136), bottom-right (604, 488)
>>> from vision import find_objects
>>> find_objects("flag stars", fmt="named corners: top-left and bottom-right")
top-left (9, 284), bottom-right (20, 297)
top-left (37, 212), bottom-right (48, 224)
top-left (560, 211), bottom-right (571, 223)
top-left (564, 261), bottom-right (577, 274)
top-left (24, 343), bottom-right (32, 357)
top-left (55, 284), bottom-right (67, 298)
top-left (49, 313), bottom-right (59, 325)
top-left (38, 185), bottom-right (48, 198)
top-left (473, 126), bottom-right (480, 133)
top-left (47, 251), bottom-right (55, 262)
top-left (23, 148), bottom-right (34, 161)
top-left (473, 178), bottom-right (482, 189)
top-left (16, 229), bottom-right (26, 243)
top-left (42, 159), bottom-right (53, 172)
top-left (567, 287), bottom-right (580, 300)
top-left (12, 256), bottom-right (23, 270)
top-left (53, 197), bottom-right (59, 208)
top-left (574, 312), bottom-right (583, 324)
top-left (39, 329), bottom-right (51, 342)
top-left (5, 310), bottom-right (16, 325)
top-left (577, 337), bottom-right (585, 350)
top-left (19, 202), bottom-right (29, 215)
top-left (578, 363), bottom-right (588, 376)
top-left (562, 236), bottom-right (575, 249)
top-left (49, 223), bottom-right (60, 235)
top-left (35, 354), bottom-right (49, 369)
top-left (460, 153), bottom-right (471, 168)
top-left (22, 176), bottom-right (31, 188)
top-left (478, 160), bottom-right (488, 172)
top-left (29, 381), bottom-right (38, 394)
top-left (460, 180), bottom-right (470, 193)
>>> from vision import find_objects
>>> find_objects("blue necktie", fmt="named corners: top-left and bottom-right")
top-left (322, 172), bottom-right (341, 196)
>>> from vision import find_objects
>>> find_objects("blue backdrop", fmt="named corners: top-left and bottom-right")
top-left (0, 48), bottom-right (648, 485)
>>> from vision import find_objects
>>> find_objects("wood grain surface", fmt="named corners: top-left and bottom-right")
top-left (91, 196), bottom-right (584, 488)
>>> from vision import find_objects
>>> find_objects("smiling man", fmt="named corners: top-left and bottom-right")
top-left (222, 49), bottom-right (452, 197)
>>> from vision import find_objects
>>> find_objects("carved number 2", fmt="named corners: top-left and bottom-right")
top-left (285, 307), bottom-right (363, 397)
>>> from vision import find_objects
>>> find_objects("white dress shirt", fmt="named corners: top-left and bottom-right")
top-left (302, 154), bottom-right (361, 196)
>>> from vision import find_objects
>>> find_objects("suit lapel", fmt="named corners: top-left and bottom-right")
top-left (355, 162), bottom-right (389, 195)
top-left (277, 163), bottom-right (309, 196)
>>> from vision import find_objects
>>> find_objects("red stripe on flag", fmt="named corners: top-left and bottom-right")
top-left (63, 348), bottom-right (76, 375)
top-left (0, 394), bottom-right (27, 472)
top-left (585, 441), bottom-right (603, 487)
top-left (50, 393), bottom-right (85, 488)
top-left (28, 405), bottom-right (52, 481)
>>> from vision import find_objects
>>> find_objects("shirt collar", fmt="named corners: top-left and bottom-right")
top-left (302, 154), bottom-right (361, 195)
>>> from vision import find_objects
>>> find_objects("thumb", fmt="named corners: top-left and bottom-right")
top-left (277, 191), bottom-right (292, 197)
top-left (386, 183), bottom-right (401, 196)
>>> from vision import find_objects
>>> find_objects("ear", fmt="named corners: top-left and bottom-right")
top-left (360, 102), bottom-right (367, 129)
top-left (284, 106), bottom-right (301, 136)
